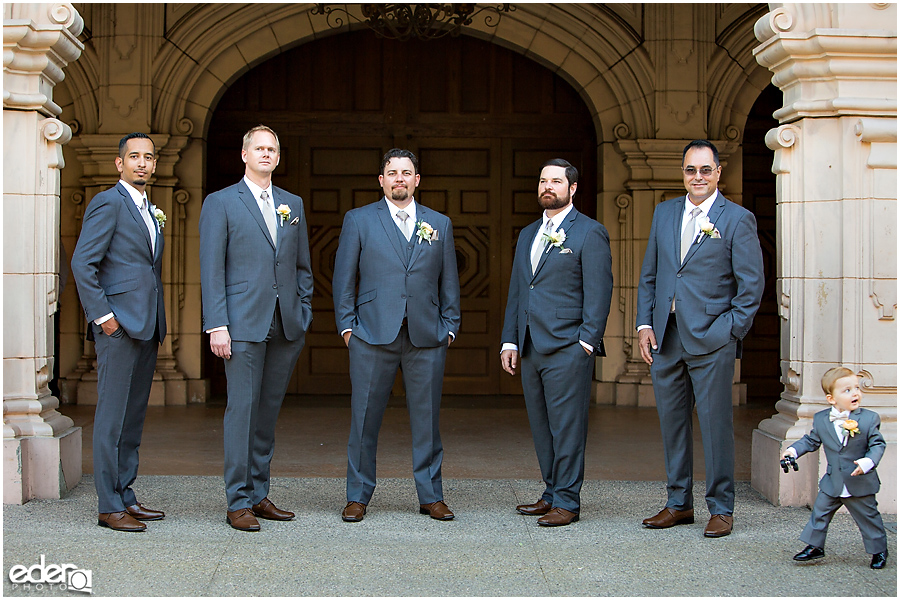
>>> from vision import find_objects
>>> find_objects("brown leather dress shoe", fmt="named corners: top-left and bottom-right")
top-left (537, 507), bottom-right (579, 526)
top-left (226, 508), bottom-right (260, 531)
top-left (704, 514), bottom-right (733, 537)
top-left (516, 499), bottom-right (552, 516)
top-left (419, 501), bottom-right (454, 520)
top-left (126, 502), bottom-right (165, 521)
top-left (98, 511), bottom-right (146, 532)
top-left (251, 497), bottom-right (294, 521)
top-left (642, 507), bottom-right (695, 529)
top-left (342, 501), bottom-right (367, 522)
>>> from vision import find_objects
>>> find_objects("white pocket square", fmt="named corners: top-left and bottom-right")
top-left (559, 248), bottom-right (573, 254)
top-left (290, 217), bottom-right (300, 225)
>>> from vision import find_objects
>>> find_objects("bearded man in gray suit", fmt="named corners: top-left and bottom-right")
top-left (500, 158), bottom-right (613, 527)
top-left (332, 149), bottom-right (461, 522)
top-left (71, 133), bottom-right (167, 532)
top-left (200, 125), bottom-right (313, 532)
top-left (637, 140), bottom-right (764, 538)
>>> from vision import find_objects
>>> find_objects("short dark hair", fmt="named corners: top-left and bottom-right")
top-left (118, 132), bottom-right (155, 158)
top-left (380, 148), bottom-right (419, 175)
top-left (540, 158), bottom-right (578, 186)
top-left (682, 140), bottom-right (720, 166)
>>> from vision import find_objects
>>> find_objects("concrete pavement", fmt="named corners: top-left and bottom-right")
top-left (3, 475), bottom-right (896, 596)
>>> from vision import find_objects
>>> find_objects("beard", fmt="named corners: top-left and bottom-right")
top-left (538, 190), bottom-right (569, 210)
top-left (391, 187), bottom-right (410, 201)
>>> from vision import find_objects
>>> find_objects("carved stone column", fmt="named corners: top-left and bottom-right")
top-left (611, 137), bottom-right (742, 407)
top-left (751, 3), bottom-right (897, 512)
top-left (66, 134), bottom-right (191, 406)
top-left (3, 2), bottom-right (84, 503)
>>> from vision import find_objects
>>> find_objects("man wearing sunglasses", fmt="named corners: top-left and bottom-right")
top-left (636, 140), bottom-right (764, 538)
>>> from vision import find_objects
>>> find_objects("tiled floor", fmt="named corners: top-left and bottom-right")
top-left (61, 395), bottom-right (776, 481)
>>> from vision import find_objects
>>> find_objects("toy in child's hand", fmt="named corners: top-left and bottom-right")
top-left (780, 455), bottom-right (798, 473)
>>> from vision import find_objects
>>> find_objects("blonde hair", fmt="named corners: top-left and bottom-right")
top-left (242, 125), bottom-right (280, 154)
top-left (821, 366), bottom-right (856, 395)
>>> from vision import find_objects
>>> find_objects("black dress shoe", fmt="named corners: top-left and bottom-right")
top-left (871, 550), bottom-right (888, 569)
top-left (793, 545), bottom-right (825, 561)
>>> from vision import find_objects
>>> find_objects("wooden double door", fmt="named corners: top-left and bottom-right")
top-left (206, 32), bottom-right (597, 395)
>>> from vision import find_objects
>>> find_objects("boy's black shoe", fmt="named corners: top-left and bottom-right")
top-left (870, 550), bottom-right (888, 569)
top-left (793, 545), bottom-right (825, 561)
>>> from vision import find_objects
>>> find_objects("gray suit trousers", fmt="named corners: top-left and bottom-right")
top-left (801, 491), bottom-right (887, 554)
top-left (650, 315), bottom-right (737, 515)
top-left (346, 326), bottom-right (447, 505)
top-left (92, 324), bottom-right (159, 513)
top-left (223, 307), bottom-right (304, 510)
top-left (520, 336), bottom-right (595, 513)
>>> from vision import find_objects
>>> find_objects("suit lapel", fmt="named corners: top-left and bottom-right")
top-left (672, 196), bottom-right (686, 268)
top-left (238, 181), bottom-right (275, 251)
top-left (376, 200), bottom-right (408, 265)
top-left (408, 205), bottom-right (427, 269)
top-left (272, 188), bottom-right (284, 256)
top-left (118, 183), bottom-right (154, 257)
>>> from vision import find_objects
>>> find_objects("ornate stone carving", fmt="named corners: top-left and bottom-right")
top-left (3, 3), bottom-right (84, 116)
top-left (613, 122), bottom-right (631, 140)
top-left (753, 7), bottom-right (793, 43)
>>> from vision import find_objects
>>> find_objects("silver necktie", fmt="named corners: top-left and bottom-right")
top-left (261, 190), bottom-right (277, 244)
top-left (531, 220), bottom-right (552, 274)
top-left (140, 198), bottom-right (156, 254)
top-left (681, 207), bottom-right (701, 263)
top-left (397, 210), bottom-right (411, 241)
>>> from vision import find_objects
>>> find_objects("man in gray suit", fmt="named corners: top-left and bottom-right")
top-left (500, 158), bottom-right (613, 527)
top-left (200, 125), bottom-right (313, 532)
top-left (332, 149), bottom-right (461, 522)
top-left (71, 133), bottom-right (167, 532)
top-left (636, 140), bottom-right (764, 537)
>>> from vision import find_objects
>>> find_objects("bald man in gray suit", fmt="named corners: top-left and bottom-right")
top-left (200, 125), bottom-right (313, 532)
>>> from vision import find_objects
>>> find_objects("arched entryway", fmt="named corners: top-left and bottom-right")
top-left (741, 84), bottom-right (781, 404)
top-left (203, 31), bottom-right (599, 397)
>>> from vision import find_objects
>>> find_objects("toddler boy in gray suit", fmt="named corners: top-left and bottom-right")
top-left (783, 367), bottom-right (888, 569)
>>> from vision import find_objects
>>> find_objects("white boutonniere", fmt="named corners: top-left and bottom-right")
top-left (153, 207), bottom-right (166, 229)
top-left (415, 220), bottom-right (439, 244)
top-left (541, 228), bottom-right (567, 252)
top-left (698, 215), bottom-right (720, 239)
top-left (276, 204), bottom-right (291, 226)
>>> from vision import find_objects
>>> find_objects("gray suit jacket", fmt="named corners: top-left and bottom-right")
top-left (790, 407), bottom-right (885, 498)
top-left (636, 193), bottom-right (764, 356)
top-left (71, 182), bottom-right (166, 341)
top-left (332, 199), bottom-right (460, 347)
top-left (199, 180), bottom-right (313, 342)
top-left (501, 207), bottom-right (613, 355)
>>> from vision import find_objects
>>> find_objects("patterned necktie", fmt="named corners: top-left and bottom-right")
top-left (531, 220), bottom-right (552, 274)
top-left (397, 210), bottom-right (411, 241)
top-left (681, 207), bottom-right (701, 263)
top-left (260, 190), bottom-right (277, 244)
